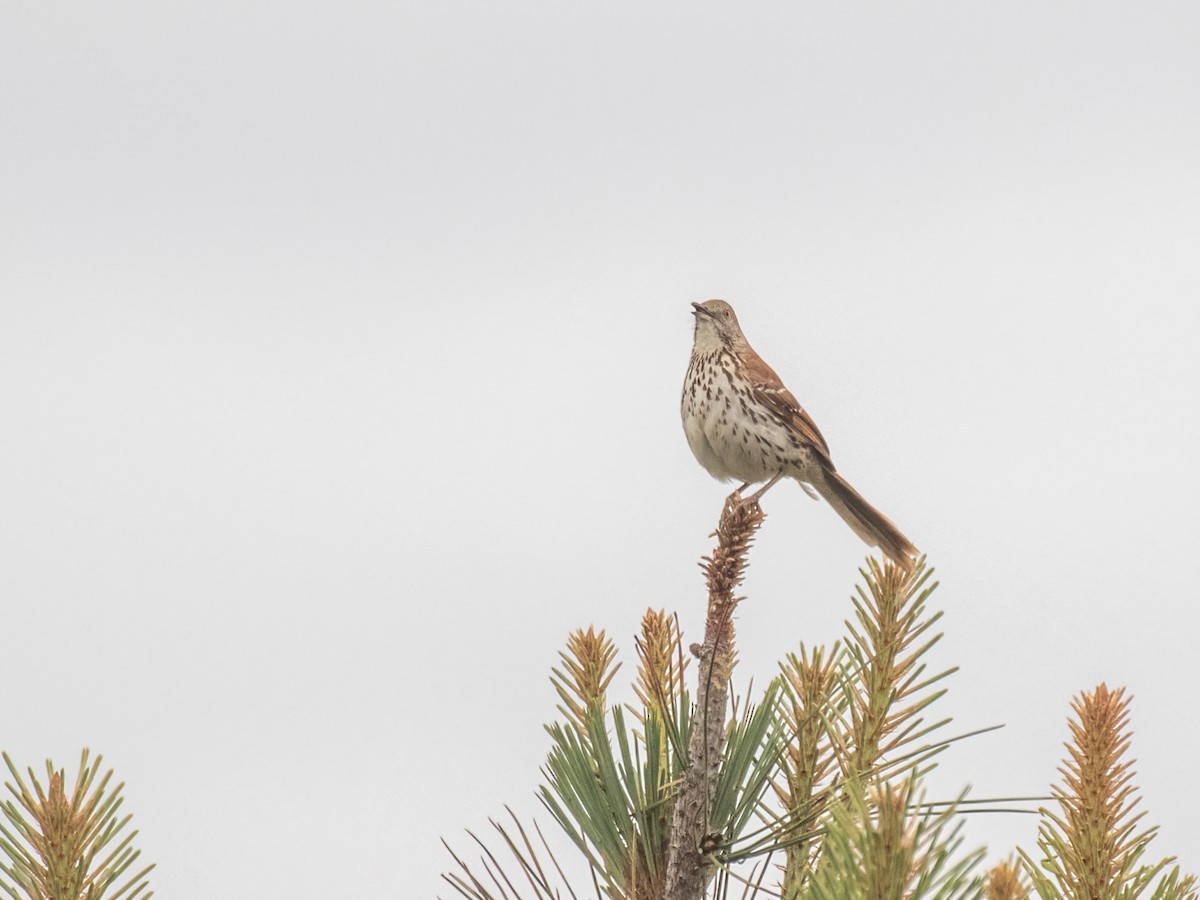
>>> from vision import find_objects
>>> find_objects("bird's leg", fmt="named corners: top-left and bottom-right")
top-left (726, 481), bottom-right (752, 505)
top-left (744, 472), bottom-right (785, 503)
top-left (726, 481), bottom-right (757, 506)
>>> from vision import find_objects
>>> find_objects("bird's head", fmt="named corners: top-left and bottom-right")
top-left (691, 299), bottom-right (745, 348)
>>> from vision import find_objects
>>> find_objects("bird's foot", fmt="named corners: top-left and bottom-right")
top-left (743, 473), bottom-right (785, 504)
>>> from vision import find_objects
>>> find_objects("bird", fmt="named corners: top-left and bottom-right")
top-left (681, 299), bottom-right (918, 568)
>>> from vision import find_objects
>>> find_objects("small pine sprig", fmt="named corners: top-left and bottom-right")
top-left (773, 644), bottom-right (844, 888)
top-left (840, 558), bottom-right (953, 780)
top-left (0, 750), bottom-right (154, 900)
top-left (1019, 683), bottom-right (1197, 900)
top-left (632, 609), bottom-right (693, 799)
top-left (985, 857), bottom-right (1029, 900)
top-left (550, 627), bottom-right (619, 739)
top-left (633, 609), bottom-right (689, 729)
top-left (540, 622), bottom-right (681, 900)
top-left (775, 644), bottom-right (842, 811)
top-left (801, 776), bottom-right (984, 900)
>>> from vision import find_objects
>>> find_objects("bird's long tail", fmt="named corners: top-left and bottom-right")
top-left (814, 468), bottom-right (919, 569)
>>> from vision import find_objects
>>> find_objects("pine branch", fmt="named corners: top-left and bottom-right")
top-left (985, 856), bottom-right (1030, 900)
top-left (664, 492), bottom-right (766, 900)
top-left (0, 750), bottom-right (154, 900)
top-left (774, 644), bottom-right (843, 893)
top-left (1018, 683), bottom-right (1197, 900)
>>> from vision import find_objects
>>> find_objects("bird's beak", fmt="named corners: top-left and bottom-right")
top-left (691, 302), bottom-right (711, 318)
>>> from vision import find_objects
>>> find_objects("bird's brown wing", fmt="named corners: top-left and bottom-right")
top-left (741, 350), bottom-right (834, 465)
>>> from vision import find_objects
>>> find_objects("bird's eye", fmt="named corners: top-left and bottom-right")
top-left (723, 310), bottom-right (730, 318)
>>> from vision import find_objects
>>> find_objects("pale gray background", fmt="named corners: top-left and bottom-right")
top-left (2, 2), bottom-right (1198, 897)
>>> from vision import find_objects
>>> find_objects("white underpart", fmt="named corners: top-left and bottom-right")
top-left (681, 321), bottom-right (821, 488)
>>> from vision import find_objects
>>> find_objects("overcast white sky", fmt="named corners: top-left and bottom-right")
top-left (2, 2), bottom-right (1198, 897)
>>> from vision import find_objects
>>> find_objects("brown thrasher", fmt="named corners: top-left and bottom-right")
top-left (681, 299), bottom-right (918, 568)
